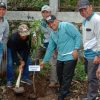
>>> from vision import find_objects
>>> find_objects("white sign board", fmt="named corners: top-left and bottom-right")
top-left (29, 65), bottom-right (40, 71)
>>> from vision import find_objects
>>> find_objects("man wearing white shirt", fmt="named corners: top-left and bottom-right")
top-left (78, 0), bottom-right (100, 99)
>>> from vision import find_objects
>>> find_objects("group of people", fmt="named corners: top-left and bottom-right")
top-left (0, 0), bottom-right (100, 100)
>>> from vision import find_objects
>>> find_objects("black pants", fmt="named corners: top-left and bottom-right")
top-left (84, 57), bottom-right (88, 74)
top-left (56, 60), bottom-right (77, 97)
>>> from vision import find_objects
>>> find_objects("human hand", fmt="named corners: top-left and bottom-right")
top-left (72, 49), bottom-right (78, 60)
top-left (93, 56), bottom-right (100, 64)
top-left (96, 67), bottom-right (100, 78)
top-left (19, 60), bottom-right (25, 72)
top-left (39, 61), bottom-right (45, 69)
top-left (20, 60), bottom-right (25, 66)
top-left (53, 50), bottom-right (57, 58)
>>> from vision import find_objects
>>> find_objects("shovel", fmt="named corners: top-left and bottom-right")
top-left (13, 69), bottom-right (24, 94)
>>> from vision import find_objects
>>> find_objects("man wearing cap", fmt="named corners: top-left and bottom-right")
top-left (37, 5), bottom-right (58, 87)
top-left (7, 24), bottom-right (32, 87)
top-left (0, 2), bottom-right (9, 66)
top-left (40, 15), bottom-right (81, 100)
top-left (78, 0), bottom-right (100, 99)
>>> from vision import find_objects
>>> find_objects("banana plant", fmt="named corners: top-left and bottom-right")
top-left (29, 20), bottom-right (51, 77)
top-left (29, 20), bottom-right (44, 60)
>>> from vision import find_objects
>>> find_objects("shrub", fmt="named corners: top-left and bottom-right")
top-left (74, 60), bottom-right (86, 81)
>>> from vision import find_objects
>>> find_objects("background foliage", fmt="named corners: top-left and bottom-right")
top-left (8, 0), bottom-right (100, 11)
top-left (8, 0), bottom-right (49, 11)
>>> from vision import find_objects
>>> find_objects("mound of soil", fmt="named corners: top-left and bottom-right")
top-left (0, 73), bottom-right (88, 100)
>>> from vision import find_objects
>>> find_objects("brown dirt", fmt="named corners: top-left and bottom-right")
top-left (2, 73), bottom-right (88, 100)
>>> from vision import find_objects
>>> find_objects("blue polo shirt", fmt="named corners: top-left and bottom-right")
top-left (43, 22), bottom-right (81, 62)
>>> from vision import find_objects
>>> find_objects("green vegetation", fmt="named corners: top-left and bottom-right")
top-left (8, 0), bottom-right (100, 11)
top-left (60, 0), bottom-right (100, 11)
top-left (39, 62), bottom-right (51, 77)
top-left (8, 0), bottom-right (49, 11)
top-left (29, 20), bottom-right (51, 77)
top-left (29, 20), bottom-right (44, 59)
top-left (74, 60), bottom-right (86, 81)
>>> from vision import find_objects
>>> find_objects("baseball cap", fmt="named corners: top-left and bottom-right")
top-left (78, 0), bottom-right (90, 10)
top-left (41, 5), bottom-right (51, 12)
top-left (46, 15), bottom-right (56, 23)
top-left (18, 24), bottom-right (30, 36)
top-left (0, 2), bottom-right (6, 9)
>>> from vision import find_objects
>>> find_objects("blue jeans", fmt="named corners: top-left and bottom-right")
top-left (0, 43), bottom-right (3, 65)
top-left (7, 48), bottom-right (32, 82)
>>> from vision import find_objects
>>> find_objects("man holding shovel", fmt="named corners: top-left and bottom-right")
top-left (7, 24), bottom-right (32, 88)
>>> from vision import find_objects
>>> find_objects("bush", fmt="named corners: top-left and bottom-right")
top-left (74, 60), bottom-right (86, 81)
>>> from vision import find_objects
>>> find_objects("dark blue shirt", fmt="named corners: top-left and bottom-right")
top-left (7, 32), bottom-right (30, 64)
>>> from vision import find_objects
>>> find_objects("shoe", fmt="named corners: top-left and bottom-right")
top-left (80, 95), bottom-right (88, 100)
top-left (21, 79), bottom-right (33, 85)
top-left (81, 97), bottom-right (99, 100)
top-left (57, 95), bottom-right (64, 100)
top-left (49, 82), bottom-right (56, 87)
top-left (7, 81), bottom-right (12, 88)
top-left (49, 82), bottom-right (59, 88)
top-left (81, 97), bottom-right (88, 100)
top-left (65, 91), bottom-right (70, 96)
top-left (96, 97), bottom-right (100, 100)
top-left (57, 91), bottom-right (70, 100)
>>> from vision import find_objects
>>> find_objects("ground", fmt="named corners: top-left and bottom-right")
top-left (0, 73), bottom-right (88, 100)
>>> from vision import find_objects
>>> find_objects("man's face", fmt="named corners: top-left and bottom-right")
top-left (79, 5), bottom-right (92, 18)
top-left (41, 10), bottom-right (51, 19)
top-left (47, 19), bottom-right (58, 31)
top-left (0, 7), bottom-right (6, 18)
top-left (19, 35), bottom-right (28, 40)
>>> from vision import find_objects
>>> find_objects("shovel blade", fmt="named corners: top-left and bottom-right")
top-left (13, 87), bottom-right (25, 94)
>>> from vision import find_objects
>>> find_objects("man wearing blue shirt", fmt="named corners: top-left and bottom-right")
top-left (40, 15), bottom-right (81, 100)
top-left (0, 2), bottom-right (9, 66)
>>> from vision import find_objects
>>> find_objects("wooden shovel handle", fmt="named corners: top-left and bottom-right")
top-left (15, 69), bottom-right (22, 88)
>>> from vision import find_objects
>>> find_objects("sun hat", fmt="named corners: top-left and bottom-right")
top-left (78, 0), bottom-right (90, 10)
top-left (46, 15), bottom-right (56, 23)
top-left (41, 5), bottom-right (51, 12)
top-left (18, 24), bottom-right (30, 36)
top-left (0, 2), bottom-right (6, 9)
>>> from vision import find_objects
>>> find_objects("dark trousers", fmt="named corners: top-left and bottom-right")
top-left (56, 60), bottom-right (77, 97)
top-left (84, 57), bottom-right (88, 74)
top-left (85, 59), bottom-right (99, 100)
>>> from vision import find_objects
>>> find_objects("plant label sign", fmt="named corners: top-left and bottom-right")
top-left (29, 65), bottom-right (40, 71)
